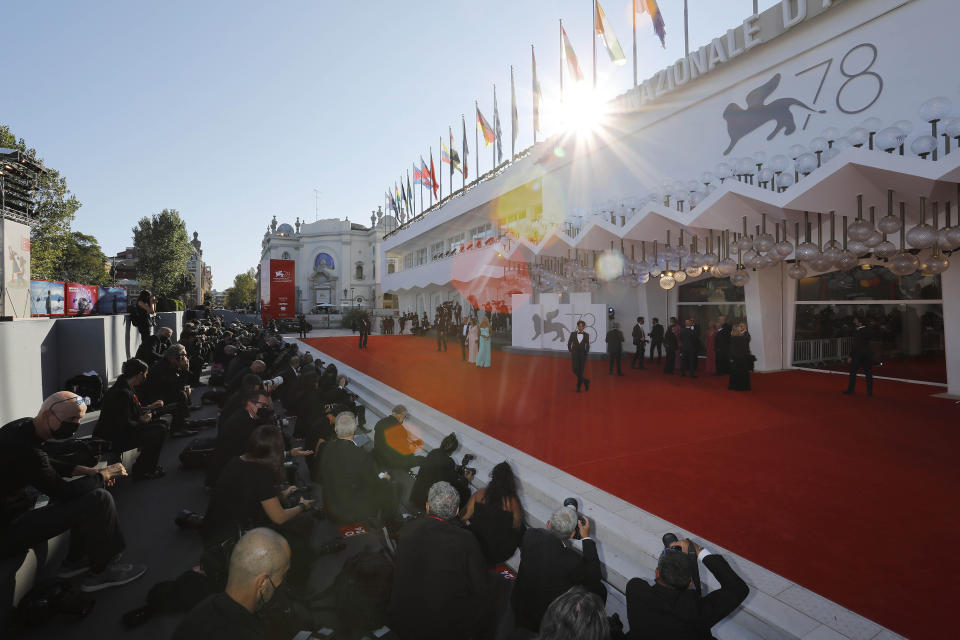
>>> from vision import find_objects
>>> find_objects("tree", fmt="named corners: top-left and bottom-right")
top-left (0, 124), bottom-right (82, 279)
top-left (226, 269), bottom-right (256, 309)
top-left (132, 209), bottom-right (193, 297)
top-left (52, 232), bottom-right (111, 286)
top-left (203, 292), bottom-right (213, 307)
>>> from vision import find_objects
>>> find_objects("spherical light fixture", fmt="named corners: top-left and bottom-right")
top-left (755, 233), bottom-right (776, 253)
top-left (873, 240), bottom-right (897, 259)
top-left (659, 273), bottom-right (676, 290)
top-left (775, 240), bottom-right (794, 257)
top-left (835, 251), bottom-right (858, 270)
top-left (787, 262), bottom-right (808, 280)
top-left (730, 270), bottom-right (750, 287)
top-left (847, 218), bottom-right (874, 242)
top-left (796, 241), bottom-right (818, 262)
top-left (865, 230), bottom-right (883, 248)
top-left (910, 135), bottom-right (937, 157)
top-left (847, 239), bottom-right (870, 258)
top-left (906, 221), bottom-right (938, 249)
top-left (877, 213), bottom-right (901, 234)
top-left (888, 251), bottom-right (919, 276)
top-left (874, 127), bottom-right (903, 152)
top-left (919, 96), bottom-right (952, 122)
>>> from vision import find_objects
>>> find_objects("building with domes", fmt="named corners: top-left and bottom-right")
top-left (259, 208), bottom-right (399, 314)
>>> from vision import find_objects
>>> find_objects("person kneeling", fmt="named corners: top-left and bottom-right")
top-left (173, 527), bottom-right (291, 640)
top-left (625, 538), bottom-right (748, 639)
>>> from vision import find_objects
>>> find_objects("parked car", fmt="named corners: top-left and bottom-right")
top-left (275, 318), bottom-right (313, 333)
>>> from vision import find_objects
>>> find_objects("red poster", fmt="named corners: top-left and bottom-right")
top-left (268, 259), bottom-right (296, 319)
top-left (64, 283), bottom-right (99, 316)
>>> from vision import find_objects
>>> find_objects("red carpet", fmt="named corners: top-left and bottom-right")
top-left (304, 335), bottom-right (959, 639)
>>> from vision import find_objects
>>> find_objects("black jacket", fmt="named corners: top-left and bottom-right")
top-left (650, 323), bottom-right (665, 343)
top-left (714, 325), bottom-right (732, 355)
top-left (409, 449), bottom-right (470, 510)
top-left (664, 326), bottom-right (679, 350)
top-left (172, 592), bottom-right (265, 640)
top-left (388, 516), bottom-right (489, 640)
top-left (632, 323), bottom-right (647, 346)
top-left (625, 554), bottom-right (749, 640)
top-left (208, 411), bottom-right (260, 487)
top-left (679, 326), bottom-right (701, 354)
top-left (851, 326), bottom-right (872, 358)
top-left (135, 335), bottom-right (170, 366)
top-left (0, 419), bottom-right (103, 527)
top-left (567, 331), bottom-right (590, 356)
top-left (141, 359), bottom-right (189, 405)
top-left (513, 528), bottom-right (605, 631)
top-left (319, 438), bottom-right (384, 524)
top-left (606, 329), bottom-right (624, 354)
top-left (93, 378), bottom-right (142, 448)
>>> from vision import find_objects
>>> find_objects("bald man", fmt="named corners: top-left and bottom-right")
top-left (173, 528), bottom-right (291, 640)
top-left (0, 392), bottom-right (146, 592)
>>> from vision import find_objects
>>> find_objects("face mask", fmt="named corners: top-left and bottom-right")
top-left (51, 417), bottom-right (80, 440)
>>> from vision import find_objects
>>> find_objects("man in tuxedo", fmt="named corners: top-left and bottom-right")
top-left (567, 320), bottom-right (590, 392)
top-left (358, 314), bottom-right (370, 349)
top-left (435, 311), bottom-right (448, 352)
top-left (606, 322), bottom-right (625, 376)
top-left (513, 506), bottom-right (606, 632)
top-left (714, 316), bottom-right (731, 376)
top-left (460, 318), bottom-right (470, 361)
top-left (631, 317), bottom-right (647, 369)
top-left (388, 481), bottom-right (490, 640)
top-left (649, 318), bottom-right (664, 364)
top-left (625, 538), bottom-right (748, 639)
top-left (663, 318), bottom-right (679, 375)
top-left (679, 318), bottom-right (701, 378)
top-left (843, 316), bottom-right (874, 396)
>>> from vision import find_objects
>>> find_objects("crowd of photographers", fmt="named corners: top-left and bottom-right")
top-left (0, 309), bottom-right (749, 639)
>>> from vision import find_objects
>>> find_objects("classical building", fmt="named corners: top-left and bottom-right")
top-left (259, 209), bottom-right (398, 314)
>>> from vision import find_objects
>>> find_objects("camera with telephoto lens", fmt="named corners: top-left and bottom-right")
top-left (455, 453), bottom-right (476, 478)
top-left (662, 532), bottom-right (702, 595)
top-left (263, 376), bottom-right (284, 392)
top-left (563, 497), bottom-right (588, 540)
top-left (42, 438), bottom-right (112, 468)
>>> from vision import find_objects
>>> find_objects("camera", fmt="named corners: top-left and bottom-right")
top-left (662, 532), bottom-right (702, 594)
top-left (455, 453), bottom-right (477, 478)
top-left (263, 376), bottom-right (284, 392)
top-left (563, 497), bottom-right (587, 540)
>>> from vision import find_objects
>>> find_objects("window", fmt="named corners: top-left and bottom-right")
top-left (281, 251), bottom-right (291, 260)
top-left (387, 262), bottom-right (395, 274)
top-left (430, 241), bottom-right (445, 260)
top-left (415, 248), bottom-right (427, 266)
top-left (677, 278), bottom-right (745, 356)
top-left (448, 232), bottom-right (465, 252)
top-left (355, 263), bottom-right (363, 280)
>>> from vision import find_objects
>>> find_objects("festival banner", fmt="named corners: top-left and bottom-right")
top-left (97, 287), bottom-right (129, 314)
top-left (268, 259), bottom-right (296, 318)
top-left (65, 283), bottom-right (99, 316)
top-left (30, 280), bottom-right (65, 316)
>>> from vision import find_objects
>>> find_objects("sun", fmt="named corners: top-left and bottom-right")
top-left (557, 85), bottom-right (609, 136)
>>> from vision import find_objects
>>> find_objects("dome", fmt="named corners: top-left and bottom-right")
top-left (276, 223), bottom-right (295, 236)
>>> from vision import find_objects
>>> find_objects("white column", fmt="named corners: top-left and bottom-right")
top-left (743, 264), bottom-right (785, 372)
top-left (941, 267), bottom-right (960, 396)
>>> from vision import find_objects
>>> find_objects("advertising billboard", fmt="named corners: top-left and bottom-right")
top-left (268, 259), bottom-right (295, 318)
top-left (97, 287), bottom-right (128, 314)
top-left (30, 280), bottom-right (65, 316)
top-left (64, 283), bottom-right (99, 316)
top-left (2, 219), bottom-right (31, 317)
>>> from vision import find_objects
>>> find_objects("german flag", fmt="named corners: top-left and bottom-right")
top-left (477, 107), bottom-right (496, 146)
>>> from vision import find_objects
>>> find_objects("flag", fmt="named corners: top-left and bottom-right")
top-left (636, 0), bottom-right (666, 48)
top-left (400, 181), bottom-right (407, 215)
top-left (420, 157), bottom-right (433, 189)
top-left (510, 66), bottom-right (518, 154)
top-left (386, 190), bottom-right (397, 213)
top-left (561, 24), bottom-right (584, 82)
top-left (477, 107), bottom-right (495, 146)
top-left (595, 1), bottom-right (626, 64)
top-left (396, 182), bottom-right (403, 215)
top-left (429, 151), bottom-right (438, 198)
top-left (449, 126), bottom-right (461, 175)
top-left (441, 140), bottom-right (452, 166)
top-left (462, 114), bottom-right (469, 181)
top-left (413, 163), bottom-right (422, 186)
top-left (493, 85), bottom-right (503, 163)
top-left (407, 171), bottom-right (413, 209)
top-left (532, 46), bottom-right (542, 138)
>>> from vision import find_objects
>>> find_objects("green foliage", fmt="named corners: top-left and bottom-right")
top-left (341, 307), bottom-right (365, 330)
top-left (226, 269), bottom-right (256, 309)
top-left (52, 232), bottom-right (111, 286)
top-left (203, 292), bottom-right (213, 306)
top-left (132, 209), bottom-right (193, 297)
top-left (0, 124), bottom-right (82, 280)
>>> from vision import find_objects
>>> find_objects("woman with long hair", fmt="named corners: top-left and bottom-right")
top-left (475, 316), bottom-right (492, 368)
top-left (728, 322), bottom-right (753, 391)
top-left (461, 461), bottom-right (525, 565)
top-left (467, 318), bottom-right (479, 364)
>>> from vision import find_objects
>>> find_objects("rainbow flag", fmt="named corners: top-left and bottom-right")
top-left (636, 0), bottom-right (666, 48)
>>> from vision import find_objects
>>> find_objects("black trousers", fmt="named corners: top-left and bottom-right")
top-left (847, 354), bottom-right (873, 394)
top-left (608, 350), bottom-right (622, 374)
top-left (631, 345), bottom-right (646, 368)
top-left (1, 488), bottom-right (124, 573)
top-left (115, 420), bottom-right (168, 476)
top-left (461, 336), bottom-right (468, 360)
top-left (680, 351), bottom-right (698, 377)
top-left (650, 340), bottom-right (663, 362)
top-left (436, 331), bottom-right (447, 351)
top-left (358, 331), bottom-right (368, 349)
top-left (571, 353), bottom-right (588, 388)
top-left (663, 347), bottom-right (676, 374)
top-left (715, 349), bottom-right (730, 375)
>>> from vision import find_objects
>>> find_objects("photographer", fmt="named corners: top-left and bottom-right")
top-left (134, 326), bottom-right (172, 367)
top-left (142, 344), bottom-right (195, 438)
top-left (513, 505), bottom-right (605, 633)
top-left (625, 538), bottom-right (748, 639)
top-left (321, 374), bottom-right (366, 428)
top-left (93, 358), bottom-right (168, 481)
top-left (129, 290), bottom-right (156, 343)
top-left (409, 433), bottom-right (473, 512)
top-left (208, 389), bottom-right (271, 489)
top-left (372, 405), bottom-right (423, 474)
top-left (0, 392), bottom-right (145, 592)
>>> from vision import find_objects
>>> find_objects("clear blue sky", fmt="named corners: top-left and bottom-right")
top-left (3, 0), bottom-right (774, 290)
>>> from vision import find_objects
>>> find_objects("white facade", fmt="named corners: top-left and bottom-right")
top-left (381, 0), bottom-right (960, 393)
top-left (259, 213), bottom-right (397, 313)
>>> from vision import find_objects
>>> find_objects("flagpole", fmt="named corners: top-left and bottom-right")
top-left (462, 114), bottom-right (467, 190)
top-left (474, 101), bottom-right (479, 181)
top-left (419, 165), bottom-right (423, 216)
top-left (429, 146), bottom-right (434, 208)
top-left (632, 0), bottom-right (637, 87)
top-left (592, 0), bottom-right (597, 89)
top-left (531, 45), bottom-right (537, 145)
top-left (559, 18), bottom-right (564, 103)
top-left (492, 84), bottom-right (497, 169)
top-left (510, 65), bottom-right (515, 159)
top-left (439, 136), bottom-right (443, 202)
top-left (684, 0), bottom-right (689, 57)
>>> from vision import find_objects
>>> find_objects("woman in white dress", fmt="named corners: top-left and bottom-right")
top-left (467, 318), bottom-right (479, 363)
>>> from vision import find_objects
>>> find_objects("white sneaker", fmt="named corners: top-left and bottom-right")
top-left (79, 562), bottom-right (147, 592)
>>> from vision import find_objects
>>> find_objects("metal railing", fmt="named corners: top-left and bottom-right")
top-left (792, 336), bottom-right (852, 365)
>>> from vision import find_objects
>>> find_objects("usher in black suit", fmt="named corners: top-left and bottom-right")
top-left (567, 329), bottom-right (590, 391)
top-left (626, 552), bottom-right (749, 640)
top-left (845, 324), bottom-right (873, 395)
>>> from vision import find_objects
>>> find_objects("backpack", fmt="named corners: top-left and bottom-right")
top-left (332, 549), bottom-right (394, 636)
top-left (63, 373), bottom-right (104, 409)
top-left (178, 437), bottom-right (218, 469)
